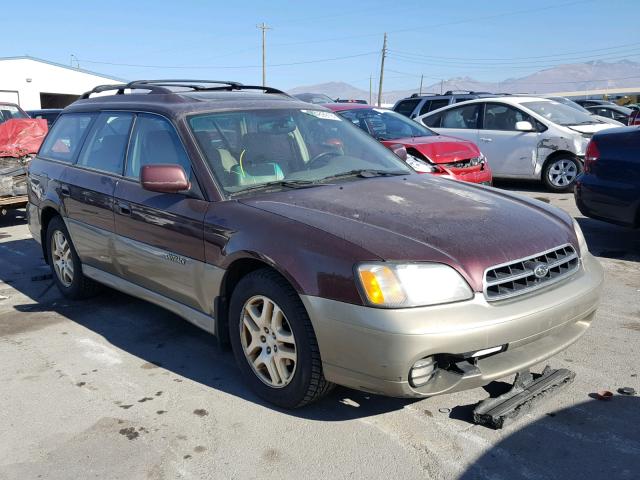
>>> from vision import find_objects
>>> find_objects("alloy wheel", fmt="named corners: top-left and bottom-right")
top-left (240, 295), bottom-right (297, 388)
top-left (51, 230), bottom-right (74, 287)
top-left (547, 159), bottom-right (578, 188)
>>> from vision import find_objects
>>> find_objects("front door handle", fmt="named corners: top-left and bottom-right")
top-left (117, 202), bottom-right (131, 216)
top-left (60, 185), bottom-right (70, 196)
top-left (480, 137), bottom-right (493, 142)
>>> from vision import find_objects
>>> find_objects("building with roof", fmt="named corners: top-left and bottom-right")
top-left (0, 56), bottom-right (124, 109)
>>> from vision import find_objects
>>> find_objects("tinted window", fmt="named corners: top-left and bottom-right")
top-left (423, 112), bottom-right (443, 128)
top-left (339, 108), bottom-right (436, 140)
top-left (441, 105), bottom-right (480, 129)
top-left (425, 99), bottom-right (450, 113)
top-left (38, 113), bottom-right (95, 163)
top-left (483, 103), bottom-right (531, 131)
top-left (76, 113), bottom-right (133, 174)
top-left (394, 99), bottom-right (420, 117)
top-left (126, 114), bottom-right (191, 179)
top-left (453, 97), bottom-right (473, 103)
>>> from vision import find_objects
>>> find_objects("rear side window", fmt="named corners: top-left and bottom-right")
top-left (441, 105), bottom-right (480, 129)
top-left (39, 113), bottom-right (95, 163)
top-left (394, 99), bottom-right (420, 117)
top-left (125, 114), bottom-right (192, 179)
top-left (420, 98), bottom-right (450, 115)
top-left (76, 112), bottom-right (134, 174)
top-left (423, 112), bottom-right (443, 128)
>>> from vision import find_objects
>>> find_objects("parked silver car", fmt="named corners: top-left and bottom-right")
top-left (417, 96), bottom-right (617, 191)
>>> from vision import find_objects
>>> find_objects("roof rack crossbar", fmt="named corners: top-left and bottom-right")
top-left (197, 84), bottom-right (289, 95)
top-left (128, 79), bottom-right (244, 89)
top-left (79, 83), bottom-right (173, 99)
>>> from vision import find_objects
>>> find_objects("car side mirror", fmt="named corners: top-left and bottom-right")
top-left (387, 143), bottom-right (408, 161)
top-left (515, 121), bottom-right (534, 132)
top-left (140, 164), bottom-right (190, 194)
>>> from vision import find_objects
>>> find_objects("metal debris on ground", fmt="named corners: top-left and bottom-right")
top-left (473, 366), bottom-right (576, 429)
top-left (617, 387), bottom-right (636, 396)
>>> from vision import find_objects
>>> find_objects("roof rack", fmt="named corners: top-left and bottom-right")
top-left (80, 79), bottom-right (289, 99)
top-left (443, 90), bottom-right (494, 95)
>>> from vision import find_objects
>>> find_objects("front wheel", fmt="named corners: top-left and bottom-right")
top-left (542, 156), bottom-right (581, 192)
top-left (229, 269), bottom-right (333, 408)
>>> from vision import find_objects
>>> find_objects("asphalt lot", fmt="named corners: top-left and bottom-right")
top-left (1, 182), bottom-right (639, 480)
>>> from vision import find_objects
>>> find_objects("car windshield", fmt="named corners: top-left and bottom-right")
top-left (0, 104), bottom-right (28, 124)
top-left (339, 108), bottom-right (436, 140)
top-left (189, 108), bottom-right (412, 195)
top-left (522, 100), bottom-right (597, 126)
top-left (548, 97), bottom-right (591, 114)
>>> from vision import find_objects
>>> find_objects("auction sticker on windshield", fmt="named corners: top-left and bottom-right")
top-left (302, 110), bottom-right (341, 121)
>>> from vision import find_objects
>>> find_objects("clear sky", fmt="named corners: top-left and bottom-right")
top-left (4, 0), bottom-right (638, 91)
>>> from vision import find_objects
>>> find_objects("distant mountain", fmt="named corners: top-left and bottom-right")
top-left (289, 60), bottom-right (640, 104)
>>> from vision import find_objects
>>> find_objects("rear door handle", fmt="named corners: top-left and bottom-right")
top-left (117, 202), bottom-right (131, 216)
top-left (480, 137), bottom-right (493, 142)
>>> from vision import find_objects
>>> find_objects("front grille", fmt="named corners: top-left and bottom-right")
top-left (484, 244), bottom-right (579, 301)
top-left (442, 156), bottom-right (484, 169)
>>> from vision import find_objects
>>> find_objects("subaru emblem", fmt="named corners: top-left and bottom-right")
top-left (533, 264), bottom-right (549, 278)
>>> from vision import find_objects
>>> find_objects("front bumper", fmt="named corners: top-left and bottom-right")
top-left (431, 166), bottom-right (492, 185)
top-left (301, 252), bottom-right (604, 398)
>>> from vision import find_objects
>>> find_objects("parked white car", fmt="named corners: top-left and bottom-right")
top-left (416, 96), bottom-right (617, 191)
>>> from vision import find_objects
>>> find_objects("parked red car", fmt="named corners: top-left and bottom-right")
top-left (324, 103), bottom-right (492, 185)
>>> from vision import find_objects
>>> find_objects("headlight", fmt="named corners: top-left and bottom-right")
top-left (572, 219), bottom-right (588, 257)
top-left (356, 263), bottom-right (473, 308)
top-left (406, 154), bottom-right (438, 173)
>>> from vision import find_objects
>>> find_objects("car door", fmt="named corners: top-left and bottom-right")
top-left (424, 103), bottom-right (481, 145)
top-left (39, 112), bottom-right (130, 276)
top-left (477, 102), bottom-right (540, 177)
top-left (113, 113), bottom-right (213, 315)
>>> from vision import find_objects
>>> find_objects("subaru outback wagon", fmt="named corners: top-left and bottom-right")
top-left (27, 80), bottom-right (604, 408)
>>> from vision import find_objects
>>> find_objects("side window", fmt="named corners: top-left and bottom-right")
top-left (125, 114), bottom-right (191, 179)
top-left (423, 112), bottom-right (443, 128)
top-left (337, 110), bottom-right (368, 133)
top-left (76, 112), bottom-right (134, 174)
top-left (441, 105), bottom-right (480, 129)
top-left (453, 97), bottom-right (473, 103)
top-left (394, 99), bottom-right (420, 117)
top-left (38, 113), bottom-right (95, 163)
top-left (482, 103), bottom-right (530, 131)
top-left (424, 99), bottom-right (449, 114)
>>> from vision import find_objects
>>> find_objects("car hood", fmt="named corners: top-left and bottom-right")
top-left (566, 123), bottom-right (615, 134)
top-left (380, 135), bottom-right (480, 164)
top-left (240, 175), bottom-right (577, 292)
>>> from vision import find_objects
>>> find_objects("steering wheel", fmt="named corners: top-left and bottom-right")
top-left (306, 151), bottom-right (341, 169)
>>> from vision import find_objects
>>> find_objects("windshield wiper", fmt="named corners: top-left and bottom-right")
top-left (319, 169), bottom-right (409, 181)
top-left (229, 179), bottom-right (328, 197)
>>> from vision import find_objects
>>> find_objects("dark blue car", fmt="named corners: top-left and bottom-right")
top-left (575, 126), bottom-right (640, 228)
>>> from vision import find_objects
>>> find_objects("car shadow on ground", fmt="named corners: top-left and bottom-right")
top-left (0, 235), bottom-right (417, 421)
top-left (460, 396), bottom-right (640, 479)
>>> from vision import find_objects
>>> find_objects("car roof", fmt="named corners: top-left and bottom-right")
top-left (63, 81), bottom-right (319, 119)
top-left (323, 103), bottom-right (377, 112)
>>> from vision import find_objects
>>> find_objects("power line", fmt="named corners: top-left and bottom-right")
top-left (390, 41), bottom-right (640, 62)
top-left (388, 46), bottom-right (640, 67)
top-left (76, 51), bottom-right (378, 70)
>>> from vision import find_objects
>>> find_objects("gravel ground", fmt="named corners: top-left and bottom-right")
top-left (0, 183), bottom-right (639, 480)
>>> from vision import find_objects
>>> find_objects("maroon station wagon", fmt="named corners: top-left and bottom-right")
top-left (27, 80), bottom-right (604, 408)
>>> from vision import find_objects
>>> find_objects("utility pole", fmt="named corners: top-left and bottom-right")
top-left (377, 32), bottom-right (387, 107)
top-left (419, 74), bottom-right (424, 96)
top-left (369, 75), bottom-right (373, 105)
top-left (440, 79), bottom-right (444, 94)
top-left (257, 22), bottom-right (272, 87)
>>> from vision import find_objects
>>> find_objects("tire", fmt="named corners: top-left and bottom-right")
top-left (46, 216), bottom-right (100, 299)
top-left (542, 156), bottom-right (581, 192)
top-left (228, 268), bottom-right (333, 408)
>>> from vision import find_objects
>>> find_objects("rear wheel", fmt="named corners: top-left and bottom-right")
top-left (229, 268), bottom-right (333, 408)
top-left (542, 156), bottom-right (581, 192)
top-left (46, 216), bottom-right (100, 299)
